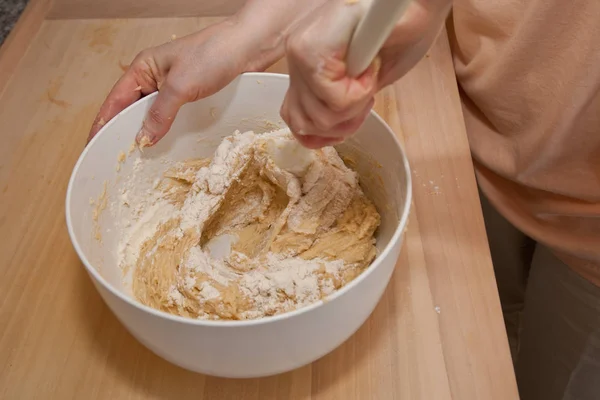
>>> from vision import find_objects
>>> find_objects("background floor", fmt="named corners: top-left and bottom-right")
top-left (0, 0), bottom-right (27, 45)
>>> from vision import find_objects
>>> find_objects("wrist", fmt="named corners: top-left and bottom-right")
top-left (231, 0), bottom-right (327, 72)
top-left (232, 16), bottom-right (285, 72)
top-left (228, 4), bottom-right (287, 72)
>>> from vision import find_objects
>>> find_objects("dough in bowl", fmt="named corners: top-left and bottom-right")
top-left (118, 128), bottom-right (381, 320)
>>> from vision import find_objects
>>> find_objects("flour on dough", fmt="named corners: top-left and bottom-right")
top-left (118, 129), bottom-right (381, 320)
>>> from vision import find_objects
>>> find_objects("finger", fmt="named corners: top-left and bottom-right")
top-left (136, 82), bottom-right (186, 146)
top-left (283, 76), bottom-right (374, 141)
top-left (280, 91), bottom-right (291, 131)
top-left (87, 72), bottom-right (149, 143)
top-left (299, 78), bottom-right (373, 134)
top-left (300, 95), bottom-right (374, 141)
top-left (299, 96), bottom-right (373, 146)
top-left (331, 100), bottom-right (372, 134)
top-left (292, 99), bottom-right (372, 149)
top-left (280, 87), bottom-right (311, 137)
top-left (307, 61), bottom-right (378, 113)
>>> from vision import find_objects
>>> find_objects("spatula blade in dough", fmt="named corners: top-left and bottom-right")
top-left (265, 136), bottom-right (315, 176)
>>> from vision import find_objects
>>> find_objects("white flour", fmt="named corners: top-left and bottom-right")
top-left (115, 128), bottom-right (378, 320)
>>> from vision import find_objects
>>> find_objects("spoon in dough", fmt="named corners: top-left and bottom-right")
top-left (206, 0), bottom-right (413, 260)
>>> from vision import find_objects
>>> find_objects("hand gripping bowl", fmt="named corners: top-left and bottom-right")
top-left (66, 73), bottom-right (412, 378)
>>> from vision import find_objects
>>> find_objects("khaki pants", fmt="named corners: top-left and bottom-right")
top-left (480, 193), bottom-right (600, 400)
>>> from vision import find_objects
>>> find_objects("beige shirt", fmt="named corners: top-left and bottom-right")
top-left (448, 0), bottom-right (600, 284)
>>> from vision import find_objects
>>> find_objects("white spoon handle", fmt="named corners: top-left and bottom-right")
top-left (346, 0), bottom-right (413, 77)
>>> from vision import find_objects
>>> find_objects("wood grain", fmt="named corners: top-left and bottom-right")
top-left (49, 0), bottom-right (245, 19)
top-left (393, 37), bottom-right (516, 399)
top-left (0, 17), bottom-right (518, 400)
top-left (0, 0), bottom-right (54, 96)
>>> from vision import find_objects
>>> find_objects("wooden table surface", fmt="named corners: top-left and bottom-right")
top-left (0, 1), bottom-right (519, 399)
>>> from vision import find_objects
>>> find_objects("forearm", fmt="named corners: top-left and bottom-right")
top-left (232, 0), bottom-right (327, 71)
top-left (376, 0), bottom-right (452, 85)
top-left (392, 0), bottom-right (452, 46)
top-left (228, 0), bottom-right (452, 75)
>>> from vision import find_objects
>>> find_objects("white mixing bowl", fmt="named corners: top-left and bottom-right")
top-left (66, 73), bottom-right (411, 378)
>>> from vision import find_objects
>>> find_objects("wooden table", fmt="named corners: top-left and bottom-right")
top-left (0, 1), bottom-right (519, 398)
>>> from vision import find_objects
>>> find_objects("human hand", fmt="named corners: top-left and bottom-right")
top-left (88, 19), bottom-right (263, 145)
top-left (281, 0), bottom-right (452, 148)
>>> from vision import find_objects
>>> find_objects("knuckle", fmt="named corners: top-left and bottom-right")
top-left (164, 77), bottom-right (195, 102)
top-left (285, 34), bottom-right (299, 55)
top-left (280, 93), bottom-right (298, 129)
top-left (290, 119), bottom-right (305, 136)
top-left (129, 55), bottom-right (153, 78)
top-left (128, 61), bottom-right (145, 76)
top-left (285, 31), bottom-right (310, 61)
top-left (326, 96), bottom-right (351, 113)
top-left (336, 117), bottom-right (365, 136)
top-left (288, 115), bottom-right (307, 137)
top-left (328, 90), bottom-right (368, 112)
top-left (318, 87), bottom-right (357, 113)
top-left (311, 112), bottom-right (336, 131)
top-left (322, 84), bottom-right (373, 113)
top-left (147, 107), bottom-right (165, 127)
top-left (132, 49), bottom-right (152, 67)
top-left (279, 106), bottom-right (290, 125)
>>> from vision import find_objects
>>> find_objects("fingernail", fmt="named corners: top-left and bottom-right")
top-left (372, 56), bottom-right (381, 77)
top-left (136, 129), bottom-right (153, 149)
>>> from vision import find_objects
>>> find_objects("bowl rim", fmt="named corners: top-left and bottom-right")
top-left (66, 72), bottom-right (412, 327)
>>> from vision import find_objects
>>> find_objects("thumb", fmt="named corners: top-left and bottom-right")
top-left (136, 83), bottom-right (186, 147)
